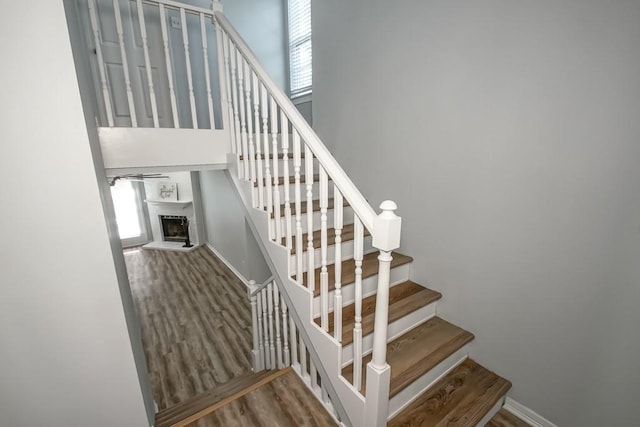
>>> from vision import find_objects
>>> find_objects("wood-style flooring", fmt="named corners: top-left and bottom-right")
top-left (125, 246), bottom-right (253, 410)
top-left (185, 368), bottom-right (338, 427)
top-left (486, 408), bottom-right (532, 427)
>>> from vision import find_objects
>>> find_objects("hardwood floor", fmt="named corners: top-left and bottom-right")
top-left (185, 368), bottom-right (338, 427)
top-left (125, 246), bottom-right (253, 410)
top-left (486, 408), bottom-right (532, 427)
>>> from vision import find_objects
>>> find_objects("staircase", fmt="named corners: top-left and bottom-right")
top-left (215, 12), bottom-right (516, 427)
top-left (79, 1), bottom-right (521, 425)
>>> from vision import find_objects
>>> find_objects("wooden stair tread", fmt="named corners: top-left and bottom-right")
top-left (388, 359), bottom-right (512, 427)
top-left (486, 408), bottom-right (532, 427)
top-left (301, 251), bottom-right (413, 297)
top-left (155, 369), bottom-right (287, 427)
top-left (315, 281), bottom-right (442, 346)
top-left (271, 197), bottom-right (350, 218)
top-left (254, 173), bottom-right (321, 187)
top-left (342, 317), bottom-right (474, 398)
top-left (286, 223), bottom-right (371, 255)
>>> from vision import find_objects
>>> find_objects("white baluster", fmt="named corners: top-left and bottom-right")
top-left (159, 4), bottom-right (179, 128)
top-left (305, 145), bottom-right (315, 293)
top-left (256, 287), bottom-right (265, 370)
top-left (261, 288), bottom-right (270, 369)
top-left (214, 19), bottom-right (232, 144)
top-left (319, 166), bottom-right (329, 330)
top-left (199, 13), bottom-right (215, 129)
top-left (289, 315), bottom-right (299, 371)
top-left (261, 86), bottom-right (274, 240)
top-left (243, 63), bottom-right (256, 194)
top-left (136, 0), bottom-right (158, 127)
top-left (248, 281), bottom-right (261, 371)
top-left (281, 112), bottom-right (293, 251)
top-left (253, 74), bottom-right (264, 209)
top-left (281, 293), bottom-right (290, 367)
top-left (180, 8), bottom-right (198, 128)
top-left (87, 0), bottom-right (114, 127)
top-left (227, 37), bottom-right (242, 169)
top-left (112, 0), bottom-right (137, 127)
top-left (299, 338), bottom-right (308, 382)
top-left (310, 359), bottom-right (321, 396)
top-left (353, 215), bottom-right (364, 390)
top-left (267, 282), bottom-right (276, 368)
top-left (293, 130), bottom-right (303, 283)
top-left (236, 52), bottom-right (249, 180)
top-left (271, 97), bottom-right (282, 243)
top-left (273, 284), bottom-right (283, 369)
top-left (333, 187), bottom-right (344, 342)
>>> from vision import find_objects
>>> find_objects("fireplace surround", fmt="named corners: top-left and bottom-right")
top-left (160, 215), bottom-right (187, 242)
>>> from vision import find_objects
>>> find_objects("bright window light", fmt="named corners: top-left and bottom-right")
top-left (111, 180), bottom-right (142, 239)
top-left (288, 0), bottom-right (312, 97)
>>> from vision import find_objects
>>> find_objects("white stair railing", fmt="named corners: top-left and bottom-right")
top-left (84, 0), bottom-right (224, 128)
top-left (214, 11), bottom-right (402, 427)
top-left (248, 277), bottom-right (343, 424)
top-left (81, 1), bottom-right (402, 424)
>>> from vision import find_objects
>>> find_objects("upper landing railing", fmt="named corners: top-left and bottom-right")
top-left (85, 0), bottom-right (224, 129)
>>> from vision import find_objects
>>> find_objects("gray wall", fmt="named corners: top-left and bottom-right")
top-left (0, 1), bottom-right (152, 426)
top-left (312, 1), bottom-right (640, 426)
top-left (222, 0), bottom-right (288, 92)
top-left (199, 170), bottom-right (271, 283)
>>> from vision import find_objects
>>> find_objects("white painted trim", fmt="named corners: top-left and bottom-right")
top-left (292, 92), bottom-right (312, 104)
top-left (205, 243), bottom-right (250, 286)
top-left (475, 395), bottom-right (506, 427)
top-left (99, 127), bottom-right (230, 170)
top-left (504, 397), bottom-right (558, 427)
top-left (290, 364), bottom-right (342, 427)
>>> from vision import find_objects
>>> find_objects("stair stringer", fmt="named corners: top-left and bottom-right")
top-left (224, 156), bottom-right (366, 427)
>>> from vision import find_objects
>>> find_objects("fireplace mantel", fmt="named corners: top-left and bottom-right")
top-left (145, 199), bottom-right (193, 209)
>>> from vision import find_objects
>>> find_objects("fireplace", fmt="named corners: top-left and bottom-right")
top-left (160, 215), bottom-right (187, 242)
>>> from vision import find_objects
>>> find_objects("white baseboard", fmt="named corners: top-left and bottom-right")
top-left (503, 397), bottom-right (557, 427)
top-left (205, 243), bottom-right (250, 286)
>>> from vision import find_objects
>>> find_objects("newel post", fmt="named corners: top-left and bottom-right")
top-left (364, 200), bottom-right (401, 427)
top-left (247, 280), bottom-right (262, 372)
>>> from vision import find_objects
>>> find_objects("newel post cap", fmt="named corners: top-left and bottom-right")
top-left (248, 279), bottom-right (257, 296)
top-left (372, 200), bottom-right (402, 251)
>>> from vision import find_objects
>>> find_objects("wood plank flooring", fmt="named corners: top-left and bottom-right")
top-left (486, 408), bottom-right (532, 427)
top-left (156, 369), bottom-right (289, 427)
top-left (388, 359), bottom-right (512, 426)
top-left (125, 246), bottom-right (253, 410)
top-left (185, 368), bottom-right (338, 427)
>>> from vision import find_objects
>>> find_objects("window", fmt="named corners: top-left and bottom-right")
top-left (288, 0), bottom-right (312, 97)
top-left (111, 180), bottom-right (149, 247)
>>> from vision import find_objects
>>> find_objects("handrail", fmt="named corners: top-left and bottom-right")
top-left (214, 12), bottom-right (377, 232)
top-left (249, 275), bottom-right (274, 297)
top-left (141, 0), bottom-right (221, 16)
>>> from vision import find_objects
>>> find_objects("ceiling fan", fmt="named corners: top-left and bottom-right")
top-left (108, 173), bottom-right (169, 186)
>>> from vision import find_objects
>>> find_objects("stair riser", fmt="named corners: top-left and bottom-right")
top-left (273, 206), bottom-right (356, 237)
top-left (288, 237), bottom-right (375, 276)
top-left (475, 396), bottom-right (507, 427)
top-left (387, 344), bottom-right (473, 420)
top-left (311, 263), bottom-right (412, 316)
top-left (339, 302), bottom-right (437, 366)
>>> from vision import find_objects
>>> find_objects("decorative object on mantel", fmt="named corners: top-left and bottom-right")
top-left (107, 173), bottom-right (169, 186)
top-left (181, 217), bottom-right (193, 248)
top-left (159, 182), bottom-right (178, 201)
